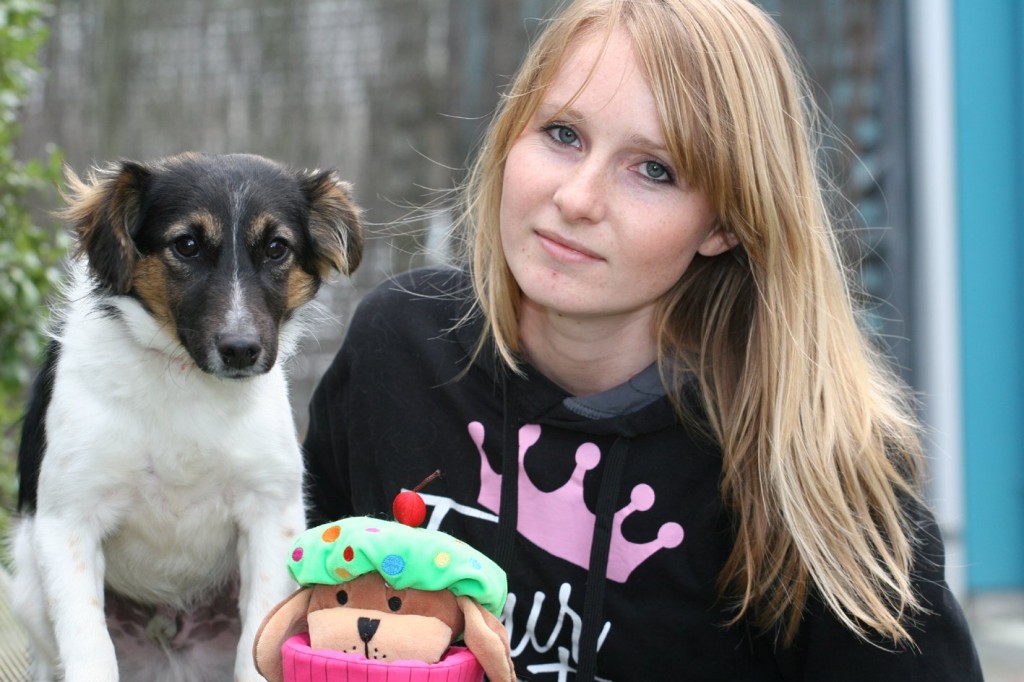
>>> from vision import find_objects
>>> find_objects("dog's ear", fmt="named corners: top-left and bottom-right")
top-left (457, 595), bottom-right (515, 682)
top-left (61, 161), bottom-right (150, 294)
top-left (300, 169), bottom-right (363, 277)
top-left (253, 586), bottom-right (314, 682)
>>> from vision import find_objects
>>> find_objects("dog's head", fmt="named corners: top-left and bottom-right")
top-left (61, 152), bottom-right (363, 378)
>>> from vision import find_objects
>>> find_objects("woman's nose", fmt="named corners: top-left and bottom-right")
top-left (552, 158), bottom-right (607, 224)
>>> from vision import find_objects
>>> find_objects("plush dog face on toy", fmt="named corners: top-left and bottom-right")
top-left (253, 517), bottom-right (514, 682)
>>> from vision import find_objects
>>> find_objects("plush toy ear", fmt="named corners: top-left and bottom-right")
top-left (299, 169), bottom-right (363, 278)
top-left (457, 596), bottom-right (515, 682)
top-left (253, 587), bottom-right (313, 682)
top-left (61, 161), bottom-right (151, 294)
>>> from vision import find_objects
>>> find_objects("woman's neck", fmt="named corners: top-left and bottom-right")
top-left (518, 299), bottom-right (658, 397)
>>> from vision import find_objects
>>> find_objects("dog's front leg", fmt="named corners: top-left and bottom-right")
top-left (33, 513), bottom-right (119, 681)
top-left (234, 495), bottom-right (305, 681)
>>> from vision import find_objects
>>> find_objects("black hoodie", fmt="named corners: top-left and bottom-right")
top-left (303, 267), bottom-right (982, 681)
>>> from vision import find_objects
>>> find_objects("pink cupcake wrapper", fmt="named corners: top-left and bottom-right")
top-left (281, 634), bottom-right (484, 682)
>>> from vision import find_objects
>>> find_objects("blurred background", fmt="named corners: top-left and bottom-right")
top-left (1, 0), bottom-right (1021, 679)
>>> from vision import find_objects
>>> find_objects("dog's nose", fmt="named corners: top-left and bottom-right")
top-left (216, 333), bottom-right (262, 369)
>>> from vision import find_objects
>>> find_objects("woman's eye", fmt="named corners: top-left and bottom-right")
top-left (640, 160), bottom-right (673, 183)
top-left (265, 238), bottom-right (289, 262)
top-left (545, 124), bottom-right (579, 147)
top-left (173, 235), bottom-right (200, 258)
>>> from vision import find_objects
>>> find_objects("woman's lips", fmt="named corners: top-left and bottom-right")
top-left (535, 229), bottom-right (604, 263)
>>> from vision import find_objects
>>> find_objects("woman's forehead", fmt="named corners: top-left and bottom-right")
top-left (534, 29), bottom-right (670, 142)
top-left (541, 31), bottom-right (634, 104)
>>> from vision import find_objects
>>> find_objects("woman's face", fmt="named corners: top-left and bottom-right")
top-left (499, 28), bottom-right (733, 325)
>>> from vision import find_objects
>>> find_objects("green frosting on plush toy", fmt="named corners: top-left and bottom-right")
top-left (289, 516), bottom-right (508, 618)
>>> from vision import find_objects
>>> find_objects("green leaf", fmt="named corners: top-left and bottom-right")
top-left (0, 0), bottom-right (60, 535)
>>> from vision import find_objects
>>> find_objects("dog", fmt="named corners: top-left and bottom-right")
top-left (7, 152), bottom-right (362, 682)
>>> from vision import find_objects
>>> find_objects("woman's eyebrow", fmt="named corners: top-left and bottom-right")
top-left (536, 101), bottom-right (585, 122)
top-left (628, 133), bottom-right (669, 154)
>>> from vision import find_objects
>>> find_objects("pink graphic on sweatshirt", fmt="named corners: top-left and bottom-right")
top-left (469, 421), bottom-right (684, 583)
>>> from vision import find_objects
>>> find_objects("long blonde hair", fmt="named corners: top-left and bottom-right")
top-left (454, 0), bottom-right (924, 647)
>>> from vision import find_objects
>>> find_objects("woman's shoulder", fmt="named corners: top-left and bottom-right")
top-left (357, 266), bottom-right (471, 313)
top-left (345, 266), bottom-right (475, 348)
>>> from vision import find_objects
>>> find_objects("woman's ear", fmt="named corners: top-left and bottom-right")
top-left (457, 596), bottom-right (515, 682)
top-left (253, 587), bottom-right (314, 682)
top-left (697, 223), bottom-right (740, 257)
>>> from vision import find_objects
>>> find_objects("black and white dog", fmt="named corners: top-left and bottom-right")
top-left (8, 153), bottom-right (362, 681)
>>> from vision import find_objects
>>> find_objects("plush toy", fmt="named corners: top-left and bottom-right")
top-left (253, 515), bottom-right (514, 682)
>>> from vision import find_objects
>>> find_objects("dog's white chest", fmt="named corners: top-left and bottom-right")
top-left (101, 460), bottom-right (240, 606)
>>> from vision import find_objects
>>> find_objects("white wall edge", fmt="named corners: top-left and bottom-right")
top-left (906, 0), bottom-right (967, 598)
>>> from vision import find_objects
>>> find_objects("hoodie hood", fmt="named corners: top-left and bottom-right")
top-left (450, 299), bottom-right (682, 439)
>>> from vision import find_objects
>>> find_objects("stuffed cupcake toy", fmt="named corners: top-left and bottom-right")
top-left (252, 510), bottom-right (514, 682)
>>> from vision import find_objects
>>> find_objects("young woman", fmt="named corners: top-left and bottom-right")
top-left (303, 0), bottom-right (983, 679)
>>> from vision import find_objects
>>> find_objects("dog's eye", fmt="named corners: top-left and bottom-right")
top-left (173, 236), bottom-right (200, 259)
top-left (265, 238), bottom-right (289, 262)
top-left (387, 596), bottom-right (402, 612)
top-left (336, 589), bottom-right (348, 606)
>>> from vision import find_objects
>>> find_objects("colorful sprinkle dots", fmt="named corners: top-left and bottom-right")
top-left (322, 526), bottom-right (341, 543)
top-left (380, 554), bottom-right (405, 576)
top-left (335, 567), bottom-right (352, 580)
top-left (343, 546), bottom-right (354, 562)
top-left (292, 548), bottom-right (304, 562)
top-left (434, 551), bottom-right (451, 569)
top-left (468, 558), bottom-right (482, 571)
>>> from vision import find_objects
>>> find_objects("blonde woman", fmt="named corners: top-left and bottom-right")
top-left (304, 0), bottom-right (982, 679)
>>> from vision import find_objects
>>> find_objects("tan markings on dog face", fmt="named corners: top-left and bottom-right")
top-left (287, 268), bottom-right (318, 310)
top-left (245, 211), bottom-right (316, 310)
top-left (133, 255), bottom-right (175, 330)
top-left (245, 212), bottom-right (288, 250)
top-left (186, 210), bottom-right (223, 247)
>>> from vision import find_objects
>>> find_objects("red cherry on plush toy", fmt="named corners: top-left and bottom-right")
top-left (393, 491), bottom-right (427, 527)
top-left (392, 469), bottom-right (442, 527)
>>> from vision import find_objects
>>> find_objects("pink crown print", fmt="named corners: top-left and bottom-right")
top-left (469, 421), bottom-right (684, 583)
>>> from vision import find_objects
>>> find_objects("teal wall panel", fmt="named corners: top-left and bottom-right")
top-left (954, 0), bottom-right (1024, 589)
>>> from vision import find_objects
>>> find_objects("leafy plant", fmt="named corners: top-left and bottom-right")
top-left (0, 0), bottom-right (65, 541)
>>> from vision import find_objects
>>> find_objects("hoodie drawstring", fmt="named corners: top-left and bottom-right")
top-left (576, 435), bottom-right (629, 682)
top-left (493, 369), bottom-right (629, 681)
top-left (494, 375), bottom-right (519, 572)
